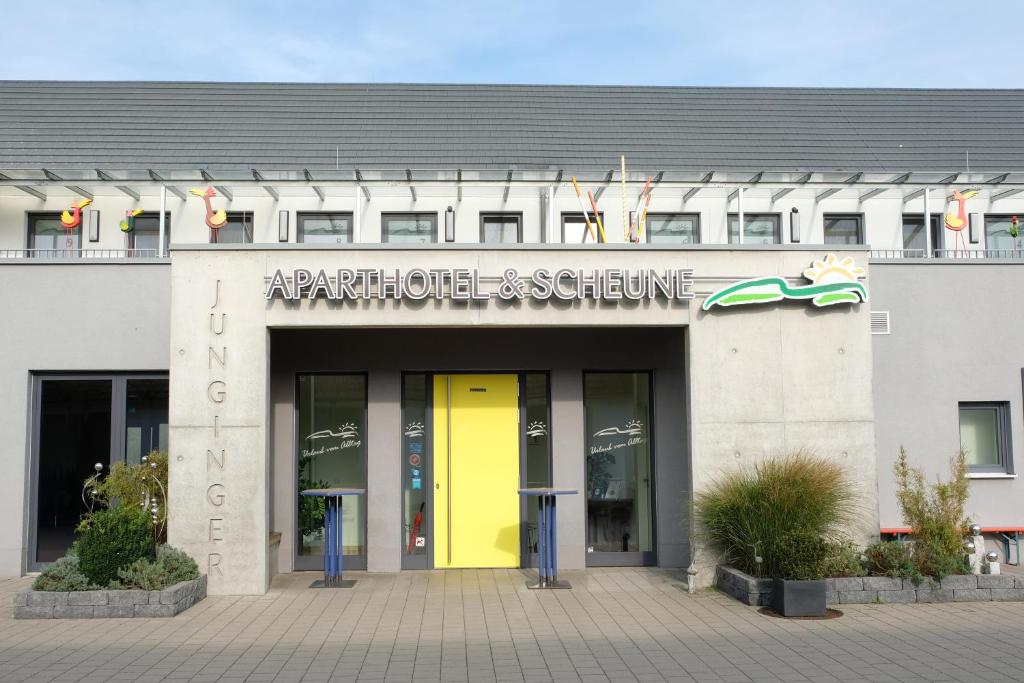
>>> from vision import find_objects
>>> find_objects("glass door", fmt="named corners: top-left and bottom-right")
top-left (521, 372), bottom-right (551, 567)
top-left (401, 374), bottom-right (430, 569)
top-left (295, 374), bottom-right (367, 570)
top-left (584, 372), bottom-right (655, 566)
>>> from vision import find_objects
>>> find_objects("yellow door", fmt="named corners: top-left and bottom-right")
top-left (433, 374), bottom-right (520, 568)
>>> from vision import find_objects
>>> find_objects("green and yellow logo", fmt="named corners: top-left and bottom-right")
top-left (703, 253), bottom-right (868, 310)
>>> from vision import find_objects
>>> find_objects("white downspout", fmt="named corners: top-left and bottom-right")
top-left (354, 185), bottom-right (362, 243)
top-left (737, 187), bottom-right (745, 244)
top-left (158, 185), bottom-right (167, 257)
top-left (923, 187), bottom-right (930, 257)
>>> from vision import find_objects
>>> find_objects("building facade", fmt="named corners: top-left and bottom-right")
top-left (1, 82), bottom-right (1021, 593)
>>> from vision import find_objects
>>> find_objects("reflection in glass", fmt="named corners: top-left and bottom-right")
top-left (959, 405), bottom-right (1000, 467)
top-left (36, 380), bottom-right (112, 563)
top-left (402, 374), bottom-right (428, 557)
top-left (299, 213), bottom-right (352, 244)
top-left (29, 214), bottom-right (80, 256)
top-left (482, 215), bottom-right (520, 243)
top-left (383, 214), bottom-right (436, 243)
top-left (986, 217), bottom-right (1018, 252)
top-left (728, 214), bottom-right (780, 245)
top-left (585, 373), bottom-right (652, 556)
top-left (823, 215), bottom-right (863, 245)
top-left (130, 215), bottom-right (170, 254)
top-left (523, 373), bottom-right (551, 554)
top-left (647, 214), bottom-right (699, 244)
top-left (125, 379), bottom-right (168, 464)
top-left (296, 374), bottom-right (366, 559)
top-left (215, 212), bottom-right (254, 244)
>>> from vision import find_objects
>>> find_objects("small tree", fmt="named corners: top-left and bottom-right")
top-left (82, 451), bottom-right (168, 543)
top-left (892, 447), bottom-right (970, 578)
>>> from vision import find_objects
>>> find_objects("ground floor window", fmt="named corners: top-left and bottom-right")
top-left (30, 374), bottom-right (168, 568)
top-left (296, 374), bottom-right (367, 570)
top-left (584, 372), bottom-right (654, 566)
top-left (959, 401), bottom-right (1013, 474)
top-left (402, 374), bottom-right (429, 568)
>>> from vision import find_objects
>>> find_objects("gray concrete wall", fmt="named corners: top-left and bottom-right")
top-left (871, 262), bottom-right (1024, 529)
top-left (0, 261), bottom-right (170, 576)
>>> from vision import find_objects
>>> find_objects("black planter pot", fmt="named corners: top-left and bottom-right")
top-left (772, 578), bottom-right (826, 617)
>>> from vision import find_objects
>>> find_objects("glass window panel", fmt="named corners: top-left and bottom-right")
top-left (985, 216), bottom-right (1019, 252)
top-left (402, 374), bottom-right (428, 558)
top-left (728, 214), bottom-right (780, 245)
top-left (482, 215), bottom-right (520, 244)
top-left (29, 214), bottom-right (79, 256)
top-left (959, 405), bottom-right (1001, 467)
top-left (524, 373), bottom-right (551, 556)
top-left (36, 379), bottom-right (112, 563)
top-left (299, 213), bottom-right (352, 244)
top-left (383, 214), bottom-right (435, 243)
top-left (128, 215), bottom-right (170, 254)
top-left (646, 214), bottom-right (699, 244)
top-left (901, 215), bottom-right (942, 255)
top-left (297, 374), bottom-right (367, 559)
top-left (823, 215), bottom-right (863, 245)
top-left (125, 379), bottom-right (169, 465)
top-left (562, 215), bottom-right (600, 244)
top-left (214, 212), bottom-right (253, 244)
top-left (584, 372), bottom-right (653, 555)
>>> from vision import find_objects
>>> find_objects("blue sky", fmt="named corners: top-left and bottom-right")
top-left (2, 0), bottom-right (1021, 87)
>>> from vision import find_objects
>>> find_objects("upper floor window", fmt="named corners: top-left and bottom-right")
top-left (214, 211), bottom-right (254, 244)
top-left (28, 213), bottom-right (77, 256)
top-left (728, 213), bottom-right (780, 245)
top-left (959, 402), bottom-right (1013, 474)
top-left (480, 213), bottom-right (522, 244)
top-left (823, 214), bottom-right (865, 245)
top-left (129, 214), bottom-right (170, 254)
top-left (984, 215), bottom-right (1020, 253)
top-left (382, 213), bottom-right (436, 244)
top-left (561, 212), bottom-right (602, 244)
top-left (298, 212), bottom-right (352, 244)
top-left (901, 214), bottom-right (942, 256)
top-left (645, 213), bottom-right (700, 244)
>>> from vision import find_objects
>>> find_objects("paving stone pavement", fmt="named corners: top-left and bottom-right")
top-left (0, 568), bottom-right (1022, 682)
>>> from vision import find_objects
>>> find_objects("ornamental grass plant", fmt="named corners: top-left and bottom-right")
top-left (695, 452), bottom-right (858, 579)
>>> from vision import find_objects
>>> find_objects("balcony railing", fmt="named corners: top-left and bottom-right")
top-left (870, 249), bottom-right (1024, 260)
top-left (0, 249), bottom-right (166, 259)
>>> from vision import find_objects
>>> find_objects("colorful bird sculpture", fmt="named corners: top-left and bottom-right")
top-left (60, 198), bottom-right (93, 229)
top-left (119, 209), bottom-right (144, 233)
top-left (945, 190), bottom-right (978, 231)
top-left (189, 186), bottom-right (228, 239)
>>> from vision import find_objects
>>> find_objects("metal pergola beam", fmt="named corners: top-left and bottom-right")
top-left (147, 170), bottom-right (187, 200)
top-left (683, 172), bottom-right (714, 202)
top-left (593, 170), bottom-right (615, 200)
top-left (303, 169), bottom-right (325, 202)
top-left (502, 170), bottom-right (512, 204)
top-left (858, 187), bottom-right (886, 202)
top-left (200, 170), bottom-right (233, 201)
top-left (42, 169), bottom-right (92, 199)
top-left (95, 169), bottom-right (140, 201)
top-left (406, 169), bottom-right (416, 202)
top-left (992, 188), bottom-right (1024, 201)
top-left (984, 173), bottom-right (1009, 185)
top-left (771, 172), bottom-right (811, 203)
top-left (0, 171), bottom-right (45, 200)
top-left (456, 169), bottom-right (463, 202)
top-left (354, 169), bottom-right (371, 200)
top-left (902, 188), bottom-right (926, 203)
top-left (251, 169), bottom-right (279, 201)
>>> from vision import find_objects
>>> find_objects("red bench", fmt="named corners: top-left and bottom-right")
top-left (880, 527), bottom-right (1023, 565)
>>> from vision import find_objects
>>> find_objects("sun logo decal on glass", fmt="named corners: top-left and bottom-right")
top-left (703, 253), bottom-right (868, 310)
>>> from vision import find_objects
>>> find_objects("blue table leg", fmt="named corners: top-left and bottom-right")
top-left (550, 496), bottom-right (557, 584)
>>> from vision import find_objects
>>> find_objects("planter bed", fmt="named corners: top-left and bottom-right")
top-left (14, 575), bottom-right (206, 619)
top-left (716, 566), bottom-right (1024, 606)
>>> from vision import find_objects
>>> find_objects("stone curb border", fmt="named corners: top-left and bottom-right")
top-left (716, 566), bottom-right (1024, 606)
top-left (13, 575), bottom-right (207, 619)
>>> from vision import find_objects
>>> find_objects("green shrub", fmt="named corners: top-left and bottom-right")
top-left (821, 541), bottom-right (867, 578)
top-left (770, 529), bottom-right (833, 580)
top-left (694, 452), bottom-right (858, 578)
top-left (893, 448), bottom-right (970, 579)
top-left (864, 541), bottom-right (919, 580)
top-left (76, 506), bottom-right (156, 587)
top-left (117, 545), bottom-right (200, 591)
top-left (83, 451), bottom-right (168, 543)
top-left (32, 553), bottom-right (100, 592)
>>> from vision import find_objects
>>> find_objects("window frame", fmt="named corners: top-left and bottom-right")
top-left (560, 211), bottom-right (604, 244)
top-left (296, 211), bottom-right (354, 244)
top-left (726, 213), bottom-right (782, 245)
top-left (958, 401), bottom-right (1014, 474)
top-left (212, 211), bottom-right (255, 245)
top-left (983, 214), bottom-right (1021, 253)
top-left (27, 211), bottom-right (77, 255)
top-left (822, 213), bottom-right (865, 245)
top-left (644, 212), bottom-right (701, 244)
top-left (127, 213), bottom-right (171, 254)
top-left (900, 213), bottom-right (943, 256)
top-left (479, 212), bottom-right (523, 244)
top-left (381, 212), bottom-right (438, 244)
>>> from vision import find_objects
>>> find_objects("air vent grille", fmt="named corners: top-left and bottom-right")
top-left (870, 311), bottom-right (890, 335)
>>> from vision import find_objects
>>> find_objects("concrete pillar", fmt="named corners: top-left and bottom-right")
top-left (367, 370), bottom-right (401, 571)
top-left (550, 369), bottom-right (585, 569)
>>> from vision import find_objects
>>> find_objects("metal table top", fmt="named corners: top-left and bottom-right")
top-left (300, 488), bottom-right (366, 497)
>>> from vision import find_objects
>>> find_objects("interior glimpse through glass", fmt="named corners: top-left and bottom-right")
top-left (125, 379), bottom-right (168, 464)
top-left (523, 373), bottom-right (551, 556)
top-left (296, 374), bottom-right (367, 561)
top-left (402, 374), bottom-right (428, 559)
top-left (584, 372), bottom-right (653, 558)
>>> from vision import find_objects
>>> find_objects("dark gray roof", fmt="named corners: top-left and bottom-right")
top-left (1, 81), bottom-right (1023, 173)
